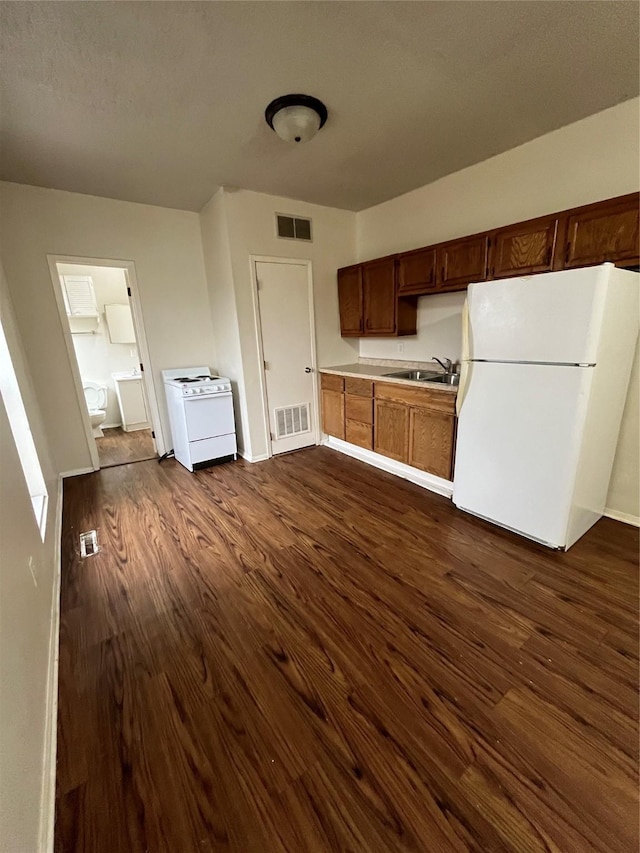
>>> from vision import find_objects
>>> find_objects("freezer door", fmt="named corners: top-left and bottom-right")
top-left (453, 362), bottom-right (592, 548)
top-left (468, 266), bottom-right (609, 364)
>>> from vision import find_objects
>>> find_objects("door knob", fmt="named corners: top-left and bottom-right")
top-left (305, 367), bottom-right (312, 373)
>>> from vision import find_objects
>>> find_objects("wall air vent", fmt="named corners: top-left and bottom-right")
top-left (276, 214), bottom-right (312, 242)
top-left (275, 403), bottom-right (310, 439)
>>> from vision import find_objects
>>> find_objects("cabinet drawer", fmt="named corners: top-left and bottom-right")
top-left (344, 377), bottom-right (373, 397)
top-left (345, 419), bottom-right (373, 450)
top-left (374, 381), bottom-right (456, 414)
top-left (320, 373), bottom-right (344, 392)
top-left (345, 394), bottom-right (373, 424)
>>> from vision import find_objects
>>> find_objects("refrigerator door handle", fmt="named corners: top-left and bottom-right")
top-left (456, 359), bottom-right (471, 417)
top-left (461, 297), bottom-right (470, 363)
top-left (456, 298), bottom-right (470, 417)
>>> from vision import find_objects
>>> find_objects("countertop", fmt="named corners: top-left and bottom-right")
top-left (319, 362), bottom-right (458, 394)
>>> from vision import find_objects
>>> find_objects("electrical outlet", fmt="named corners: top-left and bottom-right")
top-left (396, 343), bottom-right (404, 354)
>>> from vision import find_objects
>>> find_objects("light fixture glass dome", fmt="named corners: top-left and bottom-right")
top-left (265, 94), bottom-right (328, 144)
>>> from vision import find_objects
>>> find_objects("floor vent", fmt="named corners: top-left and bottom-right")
top-left (276, 214), bottom-right (312, 242)
top-left (79, 530), bottom-right (99, 558)
top-left (275, 404), bottom-right (310, 439)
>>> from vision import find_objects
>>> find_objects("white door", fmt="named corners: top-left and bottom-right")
top-left (467, 266), bottom-right (609, 364)
top-left (453, 361), bottom-right (593, 548)
top-left (255, 260), bottom-right (317, 455)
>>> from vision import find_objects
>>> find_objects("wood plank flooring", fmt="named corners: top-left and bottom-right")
top-left (56, 447), bottom-right (639, 852)
top-left (95, 427), bottom-right (156, 468)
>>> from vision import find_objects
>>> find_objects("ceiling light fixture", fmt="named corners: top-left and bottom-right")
top-left (265, 94), bottom-right (328, 144)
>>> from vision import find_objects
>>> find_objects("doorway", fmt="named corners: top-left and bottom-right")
top-left (50, 259), bottom-right (160, 469)
top-left (253, 258), bottom-right (319, 456)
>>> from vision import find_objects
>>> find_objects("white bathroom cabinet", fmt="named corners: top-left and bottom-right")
top-left (112, 373), bottom-right (150, 431)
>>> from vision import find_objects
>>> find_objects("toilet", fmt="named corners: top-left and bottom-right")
top-left (82, 381), bottom-right (108, 437)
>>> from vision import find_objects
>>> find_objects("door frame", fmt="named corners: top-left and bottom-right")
top-left (46, 254), bottom-right (166, 469)
top-left (249, 256), bottom-right (320, 459)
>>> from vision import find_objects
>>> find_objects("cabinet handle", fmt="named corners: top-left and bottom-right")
top-left (545, 245), bottom-right (553, 265)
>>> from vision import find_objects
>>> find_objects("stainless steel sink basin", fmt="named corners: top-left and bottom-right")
top-left (383, 369), bottom-right (441, 381)
top-left (382, 369), bottom-right (459, 386)
top-left (426, 374), bottom-right (460, 386)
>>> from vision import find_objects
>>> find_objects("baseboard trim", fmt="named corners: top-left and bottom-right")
top-left (604, 508), bottom-right (640, 528)
top-left (39, 476), bottom-right (63, 852)
top-left (60, 466), bottom-right (95, 478)
top-left (239, 450), bottom-right (270, 463)
top-left (324, 437), bottom-right (453, 498)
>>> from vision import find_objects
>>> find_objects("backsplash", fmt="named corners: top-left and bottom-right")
top-left (359, 290), bottom-right (465, 363)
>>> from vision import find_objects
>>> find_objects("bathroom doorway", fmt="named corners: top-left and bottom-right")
top-left (49, 258), bottom-right (161, 469)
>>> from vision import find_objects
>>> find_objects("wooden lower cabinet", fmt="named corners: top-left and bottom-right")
top-left (321, 388), bottom-right (345, 439)
top-left (408, 407), bottom-right (455, 480)
top-left (373, 400), bottom-right (409, 462)
top-left (345, 419), bottom-right (373, 450)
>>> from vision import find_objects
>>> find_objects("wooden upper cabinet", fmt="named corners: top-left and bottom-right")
top-left (490, 217), bottom-right (558, 279)
top-left (362, 257), bottom-right (397, 335)
top-left (563, 194), bottom-right (640, 269)
top-left (337, 265), bottom-right (363, 336)
top-left (397, 247), bottom-right (437, 295)
top-left (437, 234), bottom-right (488, 291)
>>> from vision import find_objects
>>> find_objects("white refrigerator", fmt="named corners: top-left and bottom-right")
top-left (452, 263), bottom-right (639, 550)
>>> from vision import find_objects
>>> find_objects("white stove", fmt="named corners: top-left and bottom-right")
top-left (162, 366), bottom-right (237, 471)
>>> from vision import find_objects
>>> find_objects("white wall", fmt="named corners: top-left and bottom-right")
top-left (0, 261), bottom-right (60, 853)
top-left (199, 190), bottom-right (252, 455)
top-left (58, 264), bottom-right (139, 426)
top-left (205, 188), bottom-right (358, 460)
top-left (0, 182), bottom-right (217, 474)
top-left (356, 97), bottom-right (640, 519)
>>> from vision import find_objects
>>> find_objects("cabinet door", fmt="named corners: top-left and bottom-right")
top-left (408, 407), bottom-right (454, 480)
top-left (337, 265), bottom-right (363, 336)
top-left (563, 196), bottom-right (640, 268)
top-left (374, 400), bottom-right (408, 462)
top-left (437, 235), bottom-right (488, 291)
top-left (321, 389), bottom-right (344, 439)
top-left (362, 257), bottom-right (397, 335)
top-left (490, 217), bottom-right (558, 279)
top-left (397, 247), bottom-right (437, 295)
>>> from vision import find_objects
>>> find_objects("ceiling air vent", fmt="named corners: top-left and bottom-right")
top-left (276, 214), bottom-right (312, 242)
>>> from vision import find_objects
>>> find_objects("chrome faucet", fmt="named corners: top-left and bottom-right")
top-left (432, 356), bottom-right (453, 374)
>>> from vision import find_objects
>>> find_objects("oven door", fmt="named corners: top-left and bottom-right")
top-left (183, 392), bottom-right (234, 442)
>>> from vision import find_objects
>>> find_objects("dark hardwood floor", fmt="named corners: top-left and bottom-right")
top-left (56, 447), bottom-right (639, 852)
top-left (95, 427), bottom-right (156, 468)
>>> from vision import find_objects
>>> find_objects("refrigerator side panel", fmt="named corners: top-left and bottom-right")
top-left (566, 269), bottom-right (639, 547)
top-left (468, 266), bottom-right (609, 364)
top-left (453, 362), bottom-right (592, 548)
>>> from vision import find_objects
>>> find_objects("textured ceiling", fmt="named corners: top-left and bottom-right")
top-left (1, 1), bottom-right (638, 212)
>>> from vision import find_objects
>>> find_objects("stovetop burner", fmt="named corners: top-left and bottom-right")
top-left (174, 375), bottom-right (216, 383)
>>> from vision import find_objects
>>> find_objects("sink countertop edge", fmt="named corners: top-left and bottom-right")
top-left (319, 364), bottom-right (458, 394)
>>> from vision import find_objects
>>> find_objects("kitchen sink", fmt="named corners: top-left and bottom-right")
top-left (383, 369), bottom-right (459, 386)
top-left (383, 369), bottom-right (440, 381)
top-left (426, 374), bottom-right (460, 385)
